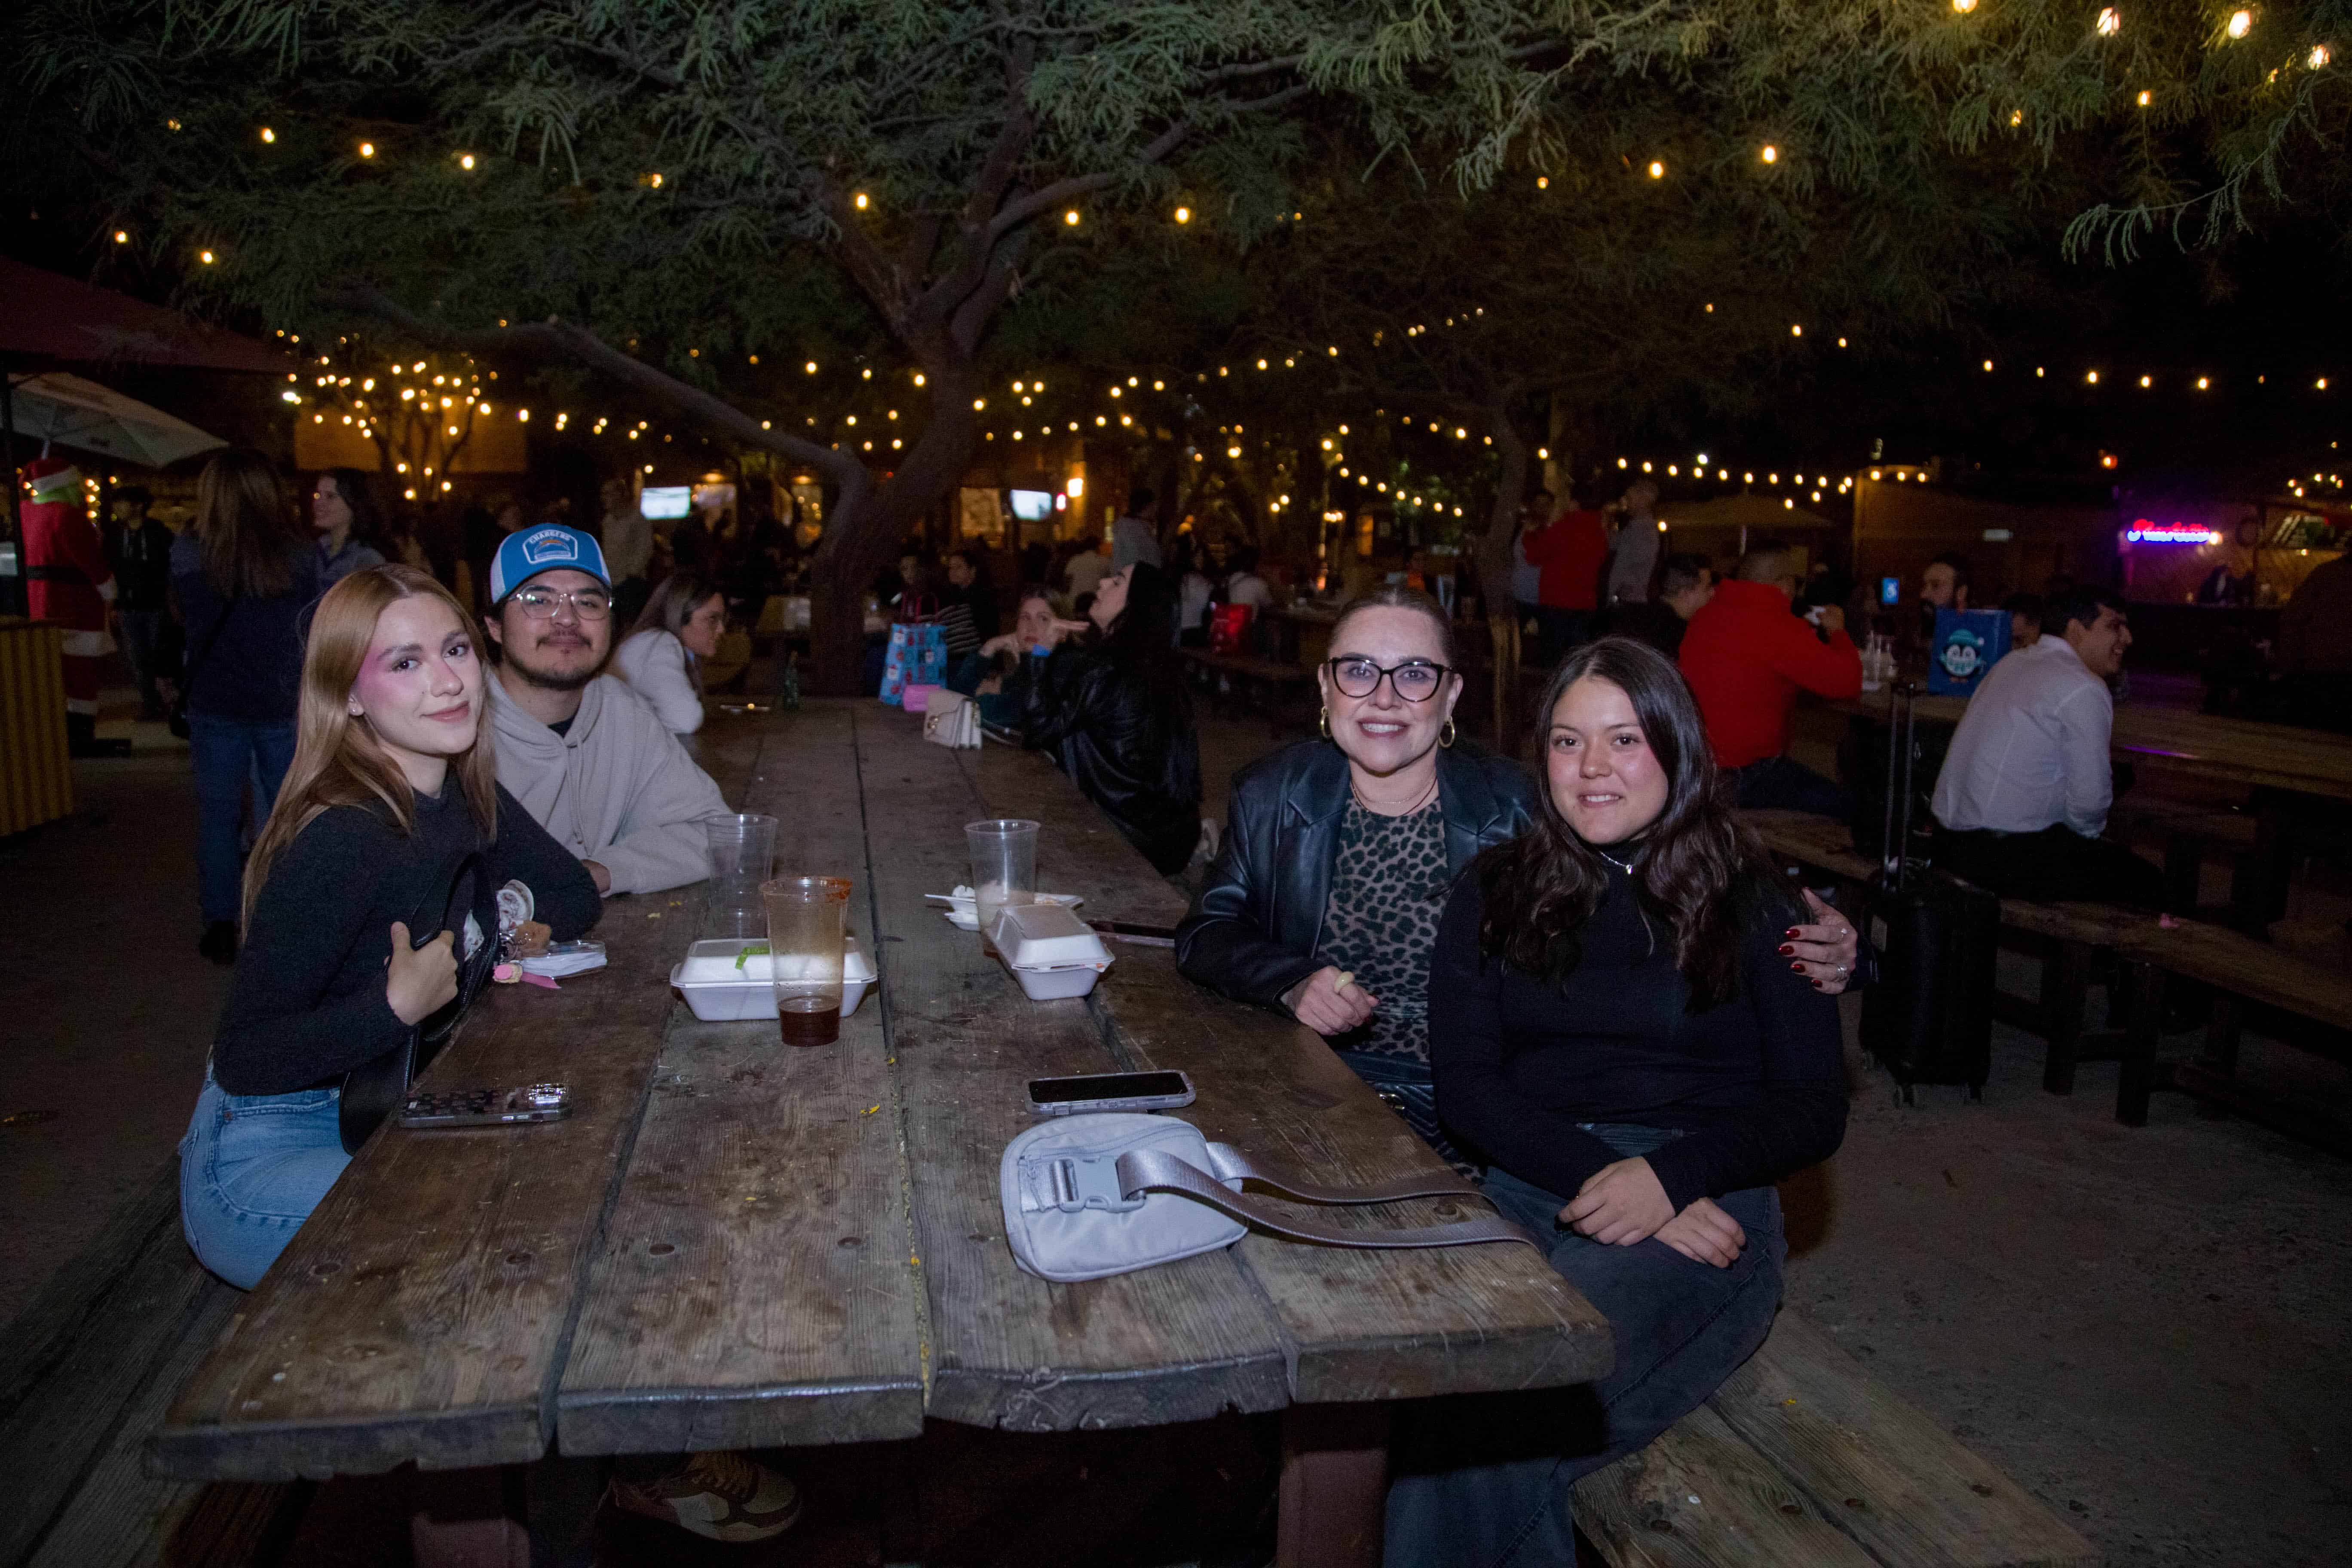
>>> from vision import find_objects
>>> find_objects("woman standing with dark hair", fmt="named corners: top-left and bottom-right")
top-left (173, 450), bottom-right (322, 964)
top-left (1014, 561), bottom-right (1202, 874)
top-left (1390, 636), bottom-right (1849, 1563)
top-left (311, 469), bottom-right (388, 585)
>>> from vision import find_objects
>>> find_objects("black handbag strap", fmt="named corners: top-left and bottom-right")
top-left (337, 845), bottom-right (488, 1153)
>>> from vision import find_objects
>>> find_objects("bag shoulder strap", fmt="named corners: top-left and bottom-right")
top-left (1115, 1146), bottom-right (1534, 1253)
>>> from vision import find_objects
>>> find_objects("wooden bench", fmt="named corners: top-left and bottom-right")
top-left (1575, 1310), bottom-right (2099, 1567)
top-left (1738, 811), bottom-right (2352, 1145)
top-left (0, 1162), bottom-right (306, 1568)
top-left (1182, 647), bottom-right (1318, 735)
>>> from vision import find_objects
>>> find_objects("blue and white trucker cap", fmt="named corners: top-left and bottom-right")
top-left (488, 524), bottom-right (612, 606)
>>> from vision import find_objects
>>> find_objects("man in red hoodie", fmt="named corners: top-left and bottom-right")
top-left (1678, 541), bottom-right (1861, 815)
top-left (1519, 488), bottom-right (1610, 668)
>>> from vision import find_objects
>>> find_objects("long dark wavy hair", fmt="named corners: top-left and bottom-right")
top-left (1476, 636), bottom-right (1783, 1008)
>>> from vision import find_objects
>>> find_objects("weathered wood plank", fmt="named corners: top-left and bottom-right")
top-left (1573, 1402), bottom-right (1882, 1568)
top-left (857, 710), bottom-right (1291, 1431)
top-left (152, 846), bottom-right (687, 1480)
top-left (1097, 948), bottom-right (1613, 1406)
top-left (0, 1165), bottom-right (203, 1566)
top-left (26, 1280), bottom-right (304, 1568)
top-left (555, 704), bottom-right (926, 1454)
top-left (1708, 1311), bottom-right (2101, 1568)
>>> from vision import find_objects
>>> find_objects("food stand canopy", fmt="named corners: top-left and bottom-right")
top-left (0, 258), bottom-right (288, 374)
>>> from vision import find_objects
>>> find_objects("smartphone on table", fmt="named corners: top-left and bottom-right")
top-left (1026, 1070), bottom-right (1196, 1116)
top-left (399, 1084), bottom-right (573, 1129)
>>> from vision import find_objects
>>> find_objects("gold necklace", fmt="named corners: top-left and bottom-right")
top-left (1350, 767), bottom-right (1439, 817)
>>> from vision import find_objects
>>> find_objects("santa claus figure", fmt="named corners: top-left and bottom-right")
top-left (21, 454), bottom-right (130, 756)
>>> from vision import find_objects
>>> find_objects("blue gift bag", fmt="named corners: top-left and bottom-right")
top-left (1927, 607), bottom-right (2012, 697)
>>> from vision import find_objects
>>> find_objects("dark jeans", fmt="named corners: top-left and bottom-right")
top-left (118, 607), bottom-right (169, 714)
top-left (1530, 607), bottom-right (1588, 673)
top-left (187, 712), bottom-right (296, 925)
top-left (1384, 1125), bottom-right (1787, 1568)
top-left (1731, 754), bottom-right (1853, 819)
top-left (1935, 824), bottom-right (2167, 910)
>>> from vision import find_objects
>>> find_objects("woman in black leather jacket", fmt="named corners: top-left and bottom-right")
top-left (1176, 586), bottom-right (1862, 1157)
top-left (1015, 561), bottom-right (1203, 874)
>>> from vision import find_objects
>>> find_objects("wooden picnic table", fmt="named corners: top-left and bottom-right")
top-left (1839, 687), bottom-right (2352, 801)
top-left (152, 698), bottom-right (1607, 1565)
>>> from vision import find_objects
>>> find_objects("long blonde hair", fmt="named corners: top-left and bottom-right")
top-left (241, 565), bottom-right (500, 928)
top-left (193, 448), bottom-right (303, 597)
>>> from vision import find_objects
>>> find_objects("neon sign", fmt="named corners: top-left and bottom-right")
top-left (2125, 520), bottom-right (2222, 545)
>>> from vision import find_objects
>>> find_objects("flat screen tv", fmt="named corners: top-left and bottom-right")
top-left (1008, 489), bottom-right (1054, 522)
top-left (639, 486), bottom-right (693, 520)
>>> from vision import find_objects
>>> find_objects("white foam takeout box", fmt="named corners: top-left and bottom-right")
top-left (670, 936), bottom-right (875, 1022)
top-left (989, 902), bottom-right (1115, 1000)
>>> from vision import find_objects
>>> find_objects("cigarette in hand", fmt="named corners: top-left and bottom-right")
top-left (1332, 971), bottom-right (1355, 994)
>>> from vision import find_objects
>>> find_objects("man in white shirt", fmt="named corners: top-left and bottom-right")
top-left (1930, 587), bottom-right (2165, 906)
top-left (1603, 478), bottom-right (1663, 604)
top-left (1064, 538), bottom-right (1112, 601)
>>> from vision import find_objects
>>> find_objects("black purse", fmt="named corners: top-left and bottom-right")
top-left (338, 846), bottom-right (496, 1153)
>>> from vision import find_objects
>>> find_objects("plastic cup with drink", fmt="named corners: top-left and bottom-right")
top-left (759, 875), bottom-right (852, 1045)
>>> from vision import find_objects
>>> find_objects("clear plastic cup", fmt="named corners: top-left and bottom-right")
top-left (706, 815), bottom-right (778, 937)
top-left (760, 876), bottom-right (853, 1045)
top-left (966, 819), bottom-right (1039, 956)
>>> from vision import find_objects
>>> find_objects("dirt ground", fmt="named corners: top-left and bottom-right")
top-left (3, 690), bottom-right (2347, 1565)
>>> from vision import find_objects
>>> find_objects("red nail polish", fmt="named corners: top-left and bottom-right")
top-left (1785, 927), bottom-right (1801, 938)
top-left (1811, 980), bottom-right (1826, 989)
top-left (1778, 944), bottom-right (1795, 955)
top-left (1788, 961), bottom-right (1805, 972)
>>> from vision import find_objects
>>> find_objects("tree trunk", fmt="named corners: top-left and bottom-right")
top-left (803, 361), bottom-right (986, 695)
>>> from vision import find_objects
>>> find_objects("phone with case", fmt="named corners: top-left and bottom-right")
top-left (399, 1084), bottom-right (572, 1129)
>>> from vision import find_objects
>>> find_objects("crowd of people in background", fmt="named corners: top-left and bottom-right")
top-left (72, 435), bottom-right (2230, 1555)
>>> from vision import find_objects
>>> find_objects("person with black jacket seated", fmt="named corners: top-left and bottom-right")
top-left (1013, 561), bottom-right (1204, 875)
top-left (181, 566), bottom-right (600, 1292)
top-left (1386, 637), bottom-right (1848, 1565)
top-left (1179, 593), bottom-right (1863, 1167)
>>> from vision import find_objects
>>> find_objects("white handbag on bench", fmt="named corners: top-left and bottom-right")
top-left (923, 688), bottom-right (982, 748)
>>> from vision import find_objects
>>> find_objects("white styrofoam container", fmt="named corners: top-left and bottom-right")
top-left (988, 902), bottom-right (1112, 970)
top-left (671, 936), bottom-right (874, 1022)
top-left (1004, 956), bottom-right (1112, 1001)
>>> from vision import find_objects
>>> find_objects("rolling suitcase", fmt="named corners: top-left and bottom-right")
top-left (1861, 683), bottom-right (1999, 1104)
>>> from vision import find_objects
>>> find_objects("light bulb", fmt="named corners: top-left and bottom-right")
top-left (1647, 160), bottom-right (1665, 179)
top-left (2226, 10), bottom-right (2251, 40)
top-left (2096, 8), bottom-right (2119, 37)
top-left (1174, 206), bottom-right (1191, 224)
top-left (359, 141), bottom-right (374, 158)
top-left (1760, 145), bottom-right (1778, 163)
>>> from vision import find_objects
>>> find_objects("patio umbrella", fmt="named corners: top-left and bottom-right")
top-left (5, 371), bottom-right (227, 468)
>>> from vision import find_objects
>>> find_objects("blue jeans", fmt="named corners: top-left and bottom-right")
top-left (179, 1069), bottom-right (349, 1290)
top-left (1384, 1125), bottom-right (1787, 1567)
top-left (186, 712), bottom-right (297, 925)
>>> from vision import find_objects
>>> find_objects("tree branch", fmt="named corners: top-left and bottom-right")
top-left (986, 121), bottom-right (1188, 240)
top-left (331, 284), bottom-right (866, 496)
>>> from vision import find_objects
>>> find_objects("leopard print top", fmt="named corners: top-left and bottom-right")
top-left (1315, 799), bottom-right (1450, 1061)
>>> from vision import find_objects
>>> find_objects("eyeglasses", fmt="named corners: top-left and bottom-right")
top-left (511, 587), bottom-right (612, 620)
top-left (1326, 657), bottom-right (1451, 701)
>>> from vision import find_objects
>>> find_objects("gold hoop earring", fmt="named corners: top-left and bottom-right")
top-left (1318, 707), bottom-right (1332, 741)
top-left (1439, 718), bottom-right (1458, 748)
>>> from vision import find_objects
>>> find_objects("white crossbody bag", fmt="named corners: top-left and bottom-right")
top-left (1000, 1112), bottom-right (1535, 1282)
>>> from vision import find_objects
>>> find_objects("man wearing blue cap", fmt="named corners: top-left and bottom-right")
top-left (482, 523), bottom-right (732, 898)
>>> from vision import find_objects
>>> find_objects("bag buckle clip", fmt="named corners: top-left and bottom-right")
top-left (1035, 1152), bottom-right (1145, 1214)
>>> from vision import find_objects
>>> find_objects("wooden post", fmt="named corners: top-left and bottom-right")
top-left (1277, 1403), bottom-right (1391, 1568)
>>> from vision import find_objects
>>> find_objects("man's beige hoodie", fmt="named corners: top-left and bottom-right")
top-left (489, 672), bottom-right (728, 896)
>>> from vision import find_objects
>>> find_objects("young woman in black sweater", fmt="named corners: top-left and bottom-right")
top-left (1391, 636), bottom-right (1848, 1566)
top-left (179, 565), bottom-right (600, 1290)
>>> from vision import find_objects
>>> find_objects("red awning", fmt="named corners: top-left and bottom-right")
top-left (0, 258), bottom-right (291, 374)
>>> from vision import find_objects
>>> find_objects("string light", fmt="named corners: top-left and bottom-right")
top-left (1063, 209), bottom-right (1081, 226)
top-left (854, 192), bottom-right (869, 209)
top-left (2096, 8), bottom-right (2120, 37)
top-left (1760, 145), bottom-right (1778, 163)
top-left (1174, 206), bottom-right (1191, 224)
top-left (458, 152), bottom-right (477, 170)
top-left (1953, 0), bottom-right (1978, 11)
top-left (112, 230), bottom-right (127, 244)
top-left (2226, 9), bottom-right (2251, 39)
top-left (358, 141), bottom-right (374, 158)
top-left (1647, 160), bottom-right (1665, 179)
